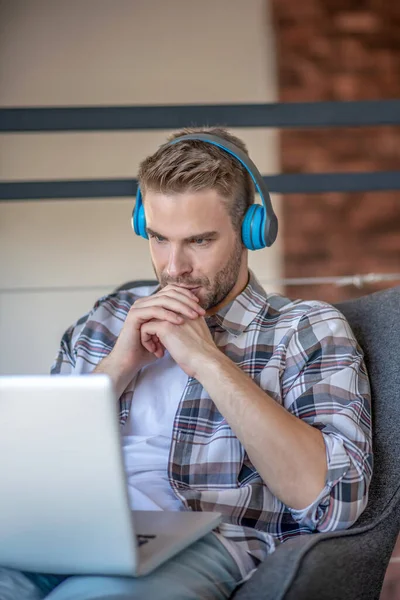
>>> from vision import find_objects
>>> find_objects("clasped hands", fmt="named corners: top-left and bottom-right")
top-left (114, 284), bottom-right (218, 379)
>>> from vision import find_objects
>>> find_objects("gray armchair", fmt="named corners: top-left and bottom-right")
top-left (117, 281), bottom-right (400, 599)
top-left (235, 285), bottom-right (400, 600)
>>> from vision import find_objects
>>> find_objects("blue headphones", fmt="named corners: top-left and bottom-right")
top-left (132, 133), bottom-right (278, 250)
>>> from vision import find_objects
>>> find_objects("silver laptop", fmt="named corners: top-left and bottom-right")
top-left (0, 374), bottom-right (221, 576)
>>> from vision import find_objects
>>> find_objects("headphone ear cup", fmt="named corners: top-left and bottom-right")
top-left (136, 205), bottom-right (148, 239)
top-left (241, 204), bottom-right (267, 250)
top-left (132, 188), bottom-right (148, 239)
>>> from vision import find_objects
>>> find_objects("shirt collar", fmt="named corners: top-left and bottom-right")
top-left (206, 270), bottom-right (268, 337)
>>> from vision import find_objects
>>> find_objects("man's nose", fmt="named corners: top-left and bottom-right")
top-left (166, 247), bottom-right (192, 279)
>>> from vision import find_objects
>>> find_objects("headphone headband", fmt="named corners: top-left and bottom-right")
top-left (169, 133), bottom-right (274, 214)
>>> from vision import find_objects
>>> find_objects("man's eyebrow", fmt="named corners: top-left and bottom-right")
top-left (185, 231), bottom-right (219, 240)
top-left (146, 227), bottom-right (164, 238)
top-left (146, 228), bottom-right (219, 241)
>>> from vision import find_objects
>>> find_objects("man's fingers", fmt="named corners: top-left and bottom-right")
top-left (133, 285), bottom-right (205, 323)
top-left (141, 325), bottom-right (166, 356)
top-left (131, 298), bottom-right (203, 322)
top-left (129, 306), bottom-right (184, 327)
top-left (150, 289), bottom-right (204, 313)
top-left (159, 285), bottom-right (200, 302)
top-left (153, 342), bottom-right (164, 358)
top-left (149, 335), bottom-right (165, 358)
top-left (141, 323), bottom-right (159, 341)
top-left (141, 319), bottom-right (172, 340)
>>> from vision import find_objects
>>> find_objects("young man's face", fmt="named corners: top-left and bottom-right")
top-left (144, 189), bottom-right (248, 312)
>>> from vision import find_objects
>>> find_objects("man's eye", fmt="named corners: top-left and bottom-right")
top-left (150, 234), bottom-right (166, 243)
top-left (192, 239), bottom-right (209, 245)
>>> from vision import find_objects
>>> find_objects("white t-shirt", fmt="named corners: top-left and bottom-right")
top-left (121, 351), bottom-right (188, 511)
top-left (121, 350), bottom-right (256, 580)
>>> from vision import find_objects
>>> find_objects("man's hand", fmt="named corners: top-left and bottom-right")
top-left (140, 316), bottom-right (218, 378)
top-left (94, 285), bottom-right (205, 396)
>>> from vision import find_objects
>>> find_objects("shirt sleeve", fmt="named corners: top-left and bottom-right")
top-left (50, 311), bottom-right (92, 375)
top-left (281, 303), bottom-right (373, 532)
top-left (50, 288), bottom-right (135, 376)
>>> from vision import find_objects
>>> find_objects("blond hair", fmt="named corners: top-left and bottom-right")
top-left (137, 126), bottom-right (255, 232)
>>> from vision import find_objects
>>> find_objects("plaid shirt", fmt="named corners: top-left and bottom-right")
top-left (52, 271), bottom-right (373, 566)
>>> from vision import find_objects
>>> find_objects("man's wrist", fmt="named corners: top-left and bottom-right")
top-left (192, 346), bottom-right (231, 383)
top-left (93, 352), bottom-right (137, 399)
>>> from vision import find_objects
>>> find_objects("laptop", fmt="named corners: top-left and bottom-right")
top-left (0, 374), bottom-right (221, 576)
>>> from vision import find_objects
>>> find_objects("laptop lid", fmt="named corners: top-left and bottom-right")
top-left (0, 374), bottom-right (138, 575)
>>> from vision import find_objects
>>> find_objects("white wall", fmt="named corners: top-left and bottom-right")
top-left (0, 0), bottom-right (282, 374)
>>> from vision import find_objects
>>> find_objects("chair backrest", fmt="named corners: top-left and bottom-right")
top-left (336, 285), bottom-right (400, 524)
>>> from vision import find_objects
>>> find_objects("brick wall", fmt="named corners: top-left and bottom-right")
top-left (270, 0), bottom-right (400, 303)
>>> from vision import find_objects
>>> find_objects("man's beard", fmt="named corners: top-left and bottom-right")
top-left (153, 238), bottom-right (244, 311)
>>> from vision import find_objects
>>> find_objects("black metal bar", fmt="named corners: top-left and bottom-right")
top-left (1, 171), bottom-right (399, 201)
top-left (1, 100), bottom-right (400, 132)
top-left (0, 180), bottom-right (137, 200)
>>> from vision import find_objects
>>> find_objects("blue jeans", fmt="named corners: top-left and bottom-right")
top-left (0, 533), bottom-right (242, 600)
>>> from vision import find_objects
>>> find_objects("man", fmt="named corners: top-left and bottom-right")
top-left (2, 127), bottom-right (372, 600)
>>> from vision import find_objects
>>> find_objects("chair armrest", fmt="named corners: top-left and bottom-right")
top-left (233, 519), bottom-right (397, 600)
top-left (232, 534), bottom-right (320, 600)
